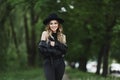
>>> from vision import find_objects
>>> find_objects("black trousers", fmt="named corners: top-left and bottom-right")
top-left (43, 58), bottom-right (65, 80)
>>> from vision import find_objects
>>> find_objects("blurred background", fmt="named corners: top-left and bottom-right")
top-left (0, 0), bottom-right (120, 80)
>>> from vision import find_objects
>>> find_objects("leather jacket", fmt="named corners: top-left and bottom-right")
top-left (38, 40), bottom-right (67, 58)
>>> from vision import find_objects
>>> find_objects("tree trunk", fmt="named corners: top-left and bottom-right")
top-left (0, 1), bottom-right (11, 70)
top-left (102, 30), bottom-right (112, 77)
top-left (102, 43), bottom-right (110, 77)
top-left (79, 38), bottom-right (92, 72)
top-left (79, 57), bottom-right (87, 72)
top-left (25, 1), bottom-right (39, 66)
top-left (28, 4), bottom-right (37, 66)
top-left (96, 44), bottom-right (104, 75)
top-left (0, 22), bottom-right (8, 70)
top-left (78, 18), bottom-right (92, 72)
top-left (24, 1), bottom-right (39, 67)
top-left (9, 16), bottom-right (20, 54)
top-left (101, 14), bottom-right (116, 77)
top-left (23, 12), bottom-right (32, 66)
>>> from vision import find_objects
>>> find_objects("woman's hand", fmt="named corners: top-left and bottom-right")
top-left (50, 41), bottom-right (55, 47)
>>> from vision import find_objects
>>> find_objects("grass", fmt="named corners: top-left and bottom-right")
top-left (66, 66), bottom-right (120, 80)
top-left (0, 66), bottom-right (120, 80)
top-left (0, 68), bottom-right (45, 80)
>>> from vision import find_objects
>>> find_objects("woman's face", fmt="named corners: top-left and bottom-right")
top-left (49, 20), bottom-right (59, 32)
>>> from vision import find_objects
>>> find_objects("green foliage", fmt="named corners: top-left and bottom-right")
top-left (0, 0), bottom-right (10, 70)
top-left (1, 0), bottom-right (120, 72)
top-left (62, 0), bottom-right (120, 63)
top-left (66, 67), bottom-right (120, 80)
top-left (0, 68), bottom-right (45, 80)
top-left (63, 0), bottom-right (104, 61)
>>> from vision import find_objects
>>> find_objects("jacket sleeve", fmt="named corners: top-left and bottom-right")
top-left (38, 40), bottom-right (52, 56)
top-left (38, 40), bottom-right (62, 56)
top-left (55, 41), bottom-right (68, 55)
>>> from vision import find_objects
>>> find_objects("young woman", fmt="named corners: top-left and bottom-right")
top-left (38, 13), bottom-right (67, 80)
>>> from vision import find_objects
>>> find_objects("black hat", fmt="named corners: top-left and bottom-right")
top-left (43, 13), bottom-right (64, 25)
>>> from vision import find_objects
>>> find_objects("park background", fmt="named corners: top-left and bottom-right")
top-left (0, 0), bottom-right (120, 80)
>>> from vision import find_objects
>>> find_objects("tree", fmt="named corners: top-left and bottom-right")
top-left (96, 0), bottom-right (120, 77)
top-left (0, 0), bottom-right (11, 70)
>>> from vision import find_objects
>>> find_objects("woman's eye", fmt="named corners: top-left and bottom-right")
top-left (50, 23), bottom-right (58, 25)
top-left (55, 23), bottom-right (58, 24)
top-left (50, 23), bottom-right (53, 25)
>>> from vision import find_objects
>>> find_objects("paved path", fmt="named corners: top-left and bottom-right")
top-left (111, 73), bottom-right (120, 77)
top-left (62, 73), bottom-right (70, 80)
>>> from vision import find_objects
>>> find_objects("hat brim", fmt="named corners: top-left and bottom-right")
top-left (43, 18), bottom-right (64, 25)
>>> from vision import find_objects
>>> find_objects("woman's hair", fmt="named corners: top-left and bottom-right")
top-left (45, 23), bottom-right (66, 44)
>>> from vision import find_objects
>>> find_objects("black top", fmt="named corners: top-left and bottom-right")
top-left (52, 33), bottom-right (57, 41)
